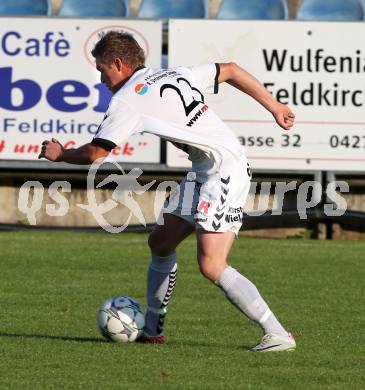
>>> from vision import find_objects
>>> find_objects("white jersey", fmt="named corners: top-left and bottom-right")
top-left (93, 63), bottom-right (244, 179)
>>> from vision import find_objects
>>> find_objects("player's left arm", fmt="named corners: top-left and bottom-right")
top-left (218, 62), bottom-right (295, 130)
top-left (38, 138), bottom-right (110, 164)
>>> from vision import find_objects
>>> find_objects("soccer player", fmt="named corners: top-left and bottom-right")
top-left (39, 31), bottom-right (296, 352)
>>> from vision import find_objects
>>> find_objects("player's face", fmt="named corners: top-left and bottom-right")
top-left (96, 58), bottom-right (124, 93)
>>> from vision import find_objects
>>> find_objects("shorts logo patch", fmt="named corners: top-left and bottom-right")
top-left (135, 83), bottom-right (149, 95)
top-left (225, 214), bottom-right (243, 223)
top-left (198, 200), bottom-right (211, 215)
top-left (225, 206), bottom-right (244, 224)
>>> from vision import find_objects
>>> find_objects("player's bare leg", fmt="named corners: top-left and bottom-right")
top-left (139, 213), bottom-right (194, 343)
top-left (148, 213), bottom-right (194, 257)
top-left (196, 230), bottom-right (234, 281)
top-left (196, 229), bottom-right (296, 352)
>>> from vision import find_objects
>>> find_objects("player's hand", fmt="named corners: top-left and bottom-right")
top-left (38, 138), bottom-right (64, 161)
top-left (271, 103), bottom-right (295, 131)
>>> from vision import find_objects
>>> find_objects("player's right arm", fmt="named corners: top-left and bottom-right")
top-left (218, 62), bottom-right (295, 131)
top-left (39, 98), bottom-right (142, 164)
top-left (38, 138), bottom-right (111, 164)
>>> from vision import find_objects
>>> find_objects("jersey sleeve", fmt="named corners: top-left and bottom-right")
top-left (187, 63), bottom-right (220, 95)
top-left (92, 97), bottom-right (142, 150)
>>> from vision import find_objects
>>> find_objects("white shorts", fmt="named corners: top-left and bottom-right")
top-left (164, 155), bottom-right (251, 235)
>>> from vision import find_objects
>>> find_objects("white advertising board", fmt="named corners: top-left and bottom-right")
top-left (0, 18), bottom-right (162, 163)
top-left (168, 20), bottom-right (365, 172)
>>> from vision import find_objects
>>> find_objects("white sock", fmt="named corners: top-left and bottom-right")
top-left (216, 266), bottom-right (288, 336)
top-left (144, 252), bottom-right (177, 336)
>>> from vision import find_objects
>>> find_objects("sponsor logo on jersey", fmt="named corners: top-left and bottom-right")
top-left (145, 70), bottom-right (180, 85)
top-left (186, 104), bottom-right (208, 127)
top-left (135, 83), bottom-right (148, 95)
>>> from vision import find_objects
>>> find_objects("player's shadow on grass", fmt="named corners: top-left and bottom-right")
top-left (0, 332), bottom-right (106, 343)
top-left (1, 333), bottom-right (253, 349)
top-left (168, 340), bottom-right (249, 349)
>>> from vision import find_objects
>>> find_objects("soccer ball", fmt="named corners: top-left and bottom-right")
top-left (97, 296), bottom-right (145, 342)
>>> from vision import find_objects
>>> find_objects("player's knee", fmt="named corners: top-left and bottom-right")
top-left (148, 232), bottom-right (175, 257)
top-left (198, 256), bottom-right (223, 282)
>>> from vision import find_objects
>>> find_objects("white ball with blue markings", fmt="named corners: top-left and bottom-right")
top-left (98, 296), bottom-right (145, 342)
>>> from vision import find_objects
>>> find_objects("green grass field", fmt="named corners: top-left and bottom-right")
top-left (0, 231), bottom-right (364, 389)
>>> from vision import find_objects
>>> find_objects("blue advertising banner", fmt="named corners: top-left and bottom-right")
top-left (0, 18), bottom-right (162, 163)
